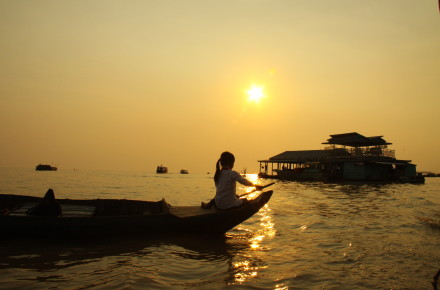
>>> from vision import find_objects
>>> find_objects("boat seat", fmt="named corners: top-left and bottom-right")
top-left (93, 198), bottom-right (170, 216)
top-left (61, 204), bottom-right (96, 217)
top-left (4, 202), bottom-right (36, 216)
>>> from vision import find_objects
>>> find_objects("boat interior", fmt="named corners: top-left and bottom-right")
top-left (0, 194), bottom-right (171, 217)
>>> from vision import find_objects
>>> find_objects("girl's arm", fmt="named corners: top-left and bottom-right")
top-left (235, 172), bottom-right (262, 189)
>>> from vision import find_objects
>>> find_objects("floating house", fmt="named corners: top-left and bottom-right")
top-left (258, 132), bottom-right (424, 183)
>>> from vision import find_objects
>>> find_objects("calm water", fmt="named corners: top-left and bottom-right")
top-left (0, 168), bottom-right (439, 289)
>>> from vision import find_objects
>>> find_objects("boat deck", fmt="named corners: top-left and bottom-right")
top-left (169, 206), bottom-right (216, 218)
top-left (2, 199), bottom-right (212, 218)
top-left (8, 202), bottom-right (96, 217)
top-left (1, 192), bottom-right (269, 219)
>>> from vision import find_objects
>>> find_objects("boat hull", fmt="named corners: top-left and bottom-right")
top-left (0, 191), bottom-right (273, 239)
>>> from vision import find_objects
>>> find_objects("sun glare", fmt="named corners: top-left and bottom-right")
top-left (247, 85), bottom-right (265, 103)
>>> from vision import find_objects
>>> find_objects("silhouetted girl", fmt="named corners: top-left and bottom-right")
top-left (203, 151), bottom-right (262, 210)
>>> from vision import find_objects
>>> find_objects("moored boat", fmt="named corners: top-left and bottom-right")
top-left (0, 190), bottom-right (273, 238)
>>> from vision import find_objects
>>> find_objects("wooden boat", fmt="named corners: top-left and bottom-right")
top-left (156, 165), bottom-right (168, 173)
top-left (35, 164), bottom-right (57, 171)
top-left (0, 190), bottom-right (273, 238)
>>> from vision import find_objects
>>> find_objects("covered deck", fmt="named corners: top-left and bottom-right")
top-left (258, 150), bottom-right (328, 178)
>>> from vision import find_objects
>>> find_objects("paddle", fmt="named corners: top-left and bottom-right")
top-left (239, 182), bottom-right (275, 197)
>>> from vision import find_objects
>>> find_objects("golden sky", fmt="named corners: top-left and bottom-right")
top-left (1, 1), bottom-right (439, 173)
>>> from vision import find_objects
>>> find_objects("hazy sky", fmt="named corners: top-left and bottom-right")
top-left (1, 0), bottom-right (439, 173)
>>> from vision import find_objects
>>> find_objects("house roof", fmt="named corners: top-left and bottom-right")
top-left (322, 132), bottom-right (391, 147)
top-left (262, 150), bottom-right (329, 162)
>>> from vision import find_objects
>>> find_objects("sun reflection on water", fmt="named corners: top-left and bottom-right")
top-left (233, 260), bottom-right (263, 283)
top-left (249, 205), bottom-right (276, 250)
top-left (230, 186), bottom-right (276, 285)
top-left (240, 174), bottom-right (266, 199)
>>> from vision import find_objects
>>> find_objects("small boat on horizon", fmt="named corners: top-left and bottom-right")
top-left (0, 189), bottom-right (273, 238)
top-left (35, 164), bottom-right (57, 171)
top-left (180, 169), bottom-right (189, 174)
top-left (156, 165), bottom-right (168, 174)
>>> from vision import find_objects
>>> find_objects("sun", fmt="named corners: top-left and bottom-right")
top-left (246, 85), bottom-right (265, 103)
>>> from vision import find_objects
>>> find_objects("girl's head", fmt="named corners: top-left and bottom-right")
top-left (219, 151), bottom-right (235, 169)
top-left (214, 151), bottom-right (235, 185)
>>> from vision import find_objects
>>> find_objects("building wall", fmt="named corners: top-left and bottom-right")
top-left (342, 162), bottom-right (394, 181)
top-left (364, 163), bottom-right (394, 181)
top-left (396, 164), bottom-right (416, 178)
top-left (342, 162), bottom-right (366, 180)
top-left (404, 164), bottom-right (416, 177)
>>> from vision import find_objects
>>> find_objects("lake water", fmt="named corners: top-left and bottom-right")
top-left (0, 168), bottom-right (439, 289)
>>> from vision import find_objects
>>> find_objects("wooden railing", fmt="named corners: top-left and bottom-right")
top-left (324, 147), bottom-right (395, 159)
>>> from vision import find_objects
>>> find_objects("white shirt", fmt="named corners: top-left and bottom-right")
top-left (215, 170), bottom-right (253, 209)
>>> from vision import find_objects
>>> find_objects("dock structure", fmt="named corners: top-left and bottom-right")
top-left (258, 132), bottom-right (424, 183)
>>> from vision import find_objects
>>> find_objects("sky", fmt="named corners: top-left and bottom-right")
top-left (1, 0), bottom-right (439, 173)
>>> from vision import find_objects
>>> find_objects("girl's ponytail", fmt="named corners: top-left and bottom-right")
top-left (214, 159), bottom-right (221, 185)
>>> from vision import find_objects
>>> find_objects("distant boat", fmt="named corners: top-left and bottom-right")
top-left (156, 165), bottom-right (168, 174)
top-left (180, 169), bottom-right (189, 174)
top-left (35, 164), bottom-right (57, 171)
